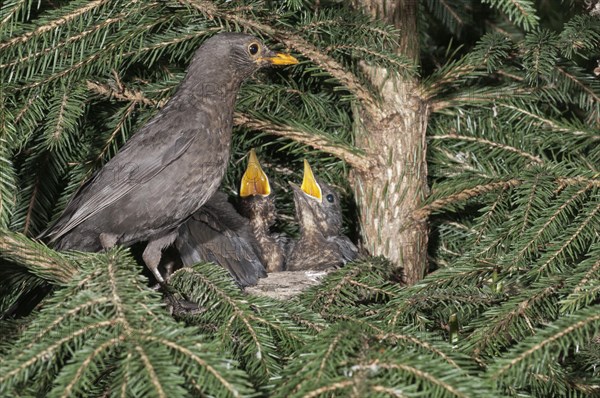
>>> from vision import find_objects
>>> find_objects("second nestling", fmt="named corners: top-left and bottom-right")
top-left (286, 159), bottom-right (359, 272)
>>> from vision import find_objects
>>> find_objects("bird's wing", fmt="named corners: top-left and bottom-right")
top-left (177, 194), bottom-right (267, 287)
top-left (331, 236), bottom-right (359, 264)
top-left (42, 127), bottom-right (195, 242)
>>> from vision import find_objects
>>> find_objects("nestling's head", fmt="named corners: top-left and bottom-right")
top-left (239, 149), bottom-right (278, 228)
top-left (290, 160), bottom-right (343, 237)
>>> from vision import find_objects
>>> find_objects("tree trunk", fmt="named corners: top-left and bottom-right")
top-left (350, 0), bottom-right (429, 284)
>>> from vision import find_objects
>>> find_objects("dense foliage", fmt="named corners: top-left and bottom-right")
top-left (1, 0), bottom-right (599, 396)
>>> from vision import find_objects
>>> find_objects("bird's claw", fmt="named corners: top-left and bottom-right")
top-left (159, 283), bottom-right (205, 317)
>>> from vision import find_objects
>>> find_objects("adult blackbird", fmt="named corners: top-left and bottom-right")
top-left (175, 191), bottom-right (267, 287)
top-left (285, 160), bottom-right (358, 271)
top-left (39, 33), bottom-right (298, 283)
top-left (238, 149), bottom-right (286, 272)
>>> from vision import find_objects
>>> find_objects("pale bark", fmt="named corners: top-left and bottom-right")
top-left (350, 0), bottom-right (429, 284)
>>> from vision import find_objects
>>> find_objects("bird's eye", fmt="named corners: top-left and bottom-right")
top-left (248, 43), bottom-right (260, 55)
top-left (326, 194), bottom-right (335, 203)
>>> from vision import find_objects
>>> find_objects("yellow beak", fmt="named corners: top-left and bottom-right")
top-left (301, 159), bottom-right (322, 201)
top-left (240, 149), bottom-right (271, 197)
top-left (261, 52), bottom-right (299, 66)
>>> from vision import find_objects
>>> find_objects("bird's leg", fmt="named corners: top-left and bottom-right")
top-left (142, 232), bottom-right (178, 284)
top-left (99, 232), bottom-right (119, 250)
top-left (143, 232), bottom-right (200, 316)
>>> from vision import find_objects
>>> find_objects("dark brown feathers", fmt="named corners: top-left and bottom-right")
top-left (176, 192), bottom-right (267, 287)
top-left (38, 33), bottom-right (297, 282)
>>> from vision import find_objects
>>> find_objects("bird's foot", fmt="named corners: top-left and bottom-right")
top-left (159, 282), bottom-right (205, 317)
top-left (143, 233), bottom-right (202, 316)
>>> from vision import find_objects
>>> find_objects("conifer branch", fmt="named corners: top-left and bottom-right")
top-left (14, 92), bottom-right (39, 125)
top-left (0, 0), bottom-right (25, 27)
top-left (430, 133), bottom-right (543, 164)
top-left (0, 230), bottom-right (78, 284)
top-left (26, 298), bottom-right (111, 356)
top-left (19, 16), bottom-right (167, 91)
top-left (422, 63), bottom-right (478, 99)
top-left (93, 102), bottom-right (138, 166)
top-left (572, 258), bottom-right (600, 295)
top-left (170, 265), bottom-right (307, 384)
top-left (519, 175), bottom-right (539, 234)
top-left (439, 0), bottom-right (465, 28)
top-left (561, 255), bottom-right (600, 314)
top-left (531, 202), bottom-right (600, 277)
top-left (471, 283), bottom-right (561, 357)
top-left (308, 266), bottom-right (362, 316)
top-left (0, 0), bottom-right (111, 51)
top-left (499, 103), bottom-right (600, 139)
top-left (491, 311), bottom-right (600, 379)
top-left (555, 64), bottom-right (600, 106)
top-left (22, 166), bottom-right (42, 236)
top-left (414, 179), bottom-right (522, 220)
top-left (302, 381), bottom-right (354, 398)
top-left (141, 335), bottom-right (241, 396)
top-left (277, 34), bottom-right (377, 110)
top-left (481, 0), bottom-right (539, 31)
top-left (86, 81), bottom-right (158, 107)
top-left (0, 16), bottom-right (127, 70)
top-left (61, 335), bottom-right (124, 398)
top-left (377, 332), bottom-right (461, 369)
top-left (1, 320), bottom-right (116, 383)
top-left (414, 176), bottom-right (600, 220)
top-left (362, 362), bottom-right (469, 398)
top-left (515, 183), bottom-right (593, 261)
top-left (369, 385), bottom-right (405, 397)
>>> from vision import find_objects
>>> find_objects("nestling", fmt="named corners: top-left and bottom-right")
top-left (238, 149), bottom-right (287, 273)
top-left (285, 160), bottom-right (358, 271)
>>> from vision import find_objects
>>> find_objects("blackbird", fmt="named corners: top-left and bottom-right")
top-left (175, 191), bottom-right (267, 287)
top-left (285, 160), bottom-right (358, 271)
top-left (39, 33), bottom-right (298, 283)
top-left (238, 149), bottom-right (286, 272)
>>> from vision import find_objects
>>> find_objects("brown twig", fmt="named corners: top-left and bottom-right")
top-left (86, 80), bottom-right (371, 171)
top-left (413, 179), bottom-right (522, 220)
top-left (430, 133), bottom-right (543, 164)
top-left (234, 113), bottom-right (372, 172)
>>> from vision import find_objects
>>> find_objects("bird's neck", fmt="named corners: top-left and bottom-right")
top-left (249, 213), bottom-right (272, 240)
top-left (297, 223), bottom-right (325, 242)
top-left (177, 60), bottom-right (244, 108)
top-left (178, 80), bottom-right (241, 109)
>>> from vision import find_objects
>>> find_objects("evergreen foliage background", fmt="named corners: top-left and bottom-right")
top-left (1, 0), bottom-right (599, 396)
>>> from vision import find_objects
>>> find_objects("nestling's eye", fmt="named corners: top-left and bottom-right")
top-left (326, 194), bottom-right (335, 203)
top-left (248, 43), bottom-right (260, 56)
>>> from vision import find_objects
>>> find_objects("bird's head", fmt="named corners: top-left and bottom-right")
top-left (189, 33), bottom-right (298, 85)
top-left (239, 149), bottom-right (277, 227)
top-left (229, 33), bottom-right (298, 77)
top-left (290, 160), bottom-right (343, 237)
